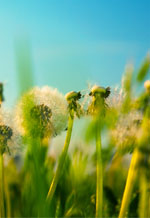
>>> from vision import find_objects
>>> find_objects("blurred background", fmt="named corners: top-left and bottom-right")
top-left (0, 0), bottom-right (150, 107)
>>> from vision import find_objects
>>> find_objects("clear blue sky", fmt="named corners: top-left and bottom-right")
top-left (0, 0), bottom-right (150, 106)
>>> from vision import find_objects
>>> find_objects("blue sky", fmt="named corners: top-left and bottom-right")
top-left (0, 0), bottom-right (150, 106)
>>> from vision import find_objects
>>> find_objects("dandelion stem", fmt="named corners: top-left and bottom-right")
top-left (96, 121), bottom-right (103, 218)
top-left (0, 153), bottom-right (5, 218)
top-left (47, 110), bottom-right (74, 202)
top-left (139, 170), bottom-right (148, 218)
top-left (5, 177), bottom-right (11, 218)
top-left (118, 149), bottom-right (142, 218)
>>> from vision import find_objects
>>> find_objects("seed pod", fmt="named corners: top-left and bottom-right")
top-left (88, 85), bottom-right (111, 116)
top-left (65, 91), bottom-right (81, 102)
top-left (65, 91), bottom-right (82, 118)
top-left (89, 85), bottom-right (110, 98)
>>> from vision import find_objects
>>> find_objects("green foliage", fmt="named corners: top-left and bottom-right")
top-left (15, 37), bottom-right (34, 96)
top-left (122, 65), bottom-right (133, 113)
top-left (1, 53), bottom-right (150, 218)
top-left (137, 54), bottom-right (150, 82)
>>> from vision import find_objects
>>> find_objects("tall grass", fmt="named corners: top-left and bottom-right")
top-left (0, 52), bottom-right (150, 218)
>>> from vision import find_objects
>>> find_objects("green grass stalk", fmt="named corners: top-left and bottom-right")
top-left (147, 183), bottom-right (150, 217)
top-left (5, 178), bottom-right (11, 218)
top-left (47, 110), bottom-right (74, 202)
top-left (96, 121), bottom-right (103, 218)
top-left (118, 149), bottom-right (141, 218)
top-left (139, 170), bottom-right (148, 218)
top-left (0, 153), bottom-right (5, 218)
top-left (55, 197), bottom-right (61, 218)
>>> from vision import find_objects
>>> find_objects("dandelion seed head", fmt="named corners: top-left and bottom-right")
top-left (15, 86), bottom-right (68, 137)
top-left (111, 110), bottom-right (142, 154)
top-left (30, 104), bottom-right (54, 138)
top-left (65, 91), bottom-right (83, 118)
top-left (0, 107), bottom-right (22, 155)
top-left (65, 91), bottom-right (82, 102)
top-left (90, 85), bottom-right (106, 95)
top-left (88, 85), bottom-right (110, 116)
top-left (89, 85), bottom-right (110, 98)
top-left (31, 104), bottom-right (52, 125)
top-left (106, 86), bottom-right (125, 109)
top-left (0, 125), bottom-right (13, 140)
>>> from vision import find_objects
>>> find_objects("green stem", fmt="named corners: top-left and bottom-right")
top-left (118, 149), bottom-right (142, 218)
top-left (147, 182), bottom-right (150, 218)
top-left (5, 177), bottom-right (11, 218)
top-left (55, 197), bottom-right (60, 218)
top-left (0, 153), bottom-right (5, 218)
top-left (96, 122), bottom-right (103, 218)
top-left (47, 111), bottom-right (74, 202)
top-left (139, 170), bottom-right (148, 218)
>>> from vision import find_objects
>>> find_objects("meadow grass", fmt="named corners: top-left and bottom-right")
top-left (0, 53), bottom-right (150, 218)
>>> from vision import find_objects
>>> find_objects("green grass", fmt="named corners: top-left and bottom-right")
top-left (0, 53), bottom-right (150, 218)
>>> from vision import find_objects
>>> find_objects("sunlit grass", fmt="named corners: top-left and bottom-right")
top-left (0, 52), bottom-right (150, 217)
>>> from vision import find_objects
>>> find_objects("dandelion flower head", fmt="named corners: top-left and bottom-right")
top-left (15, 86), bottom-right (68, 137)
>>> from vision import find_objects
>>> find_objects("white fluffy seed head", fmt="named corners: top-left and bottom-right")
top-left (110, 110), bottom-right (142, 153)
top-left (106, 86), bottom-right (125, 110)
top-left (15, 86), bottom-right (68, 137)
top-left (0, 107), bottom-right (22, 155)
